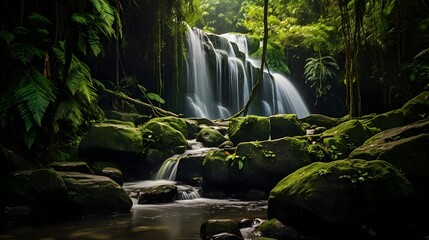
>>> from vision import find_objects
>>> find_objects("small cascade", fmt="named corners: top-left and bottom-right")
top-left (176, 185), bottom-right (201, 200)
top-left (183, 26), bottom-right (311, 119)
top-left (154, 157), bottom-right (180, 180)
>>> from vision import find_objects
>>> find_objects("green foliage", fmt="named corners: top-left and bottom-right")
top-left (339, 169), bottom-right (374, 187)
top-left (304, 54), bottom-right (339, 103)
top-left (251, 43), bottom-right (290, 74)
top-left (225, 151), bottom-right (247, 170)
top-left (198, 0), bottom-right (246, 33)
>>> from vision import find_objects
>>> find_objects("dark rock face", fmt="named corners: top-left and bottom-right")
top-left (48, 161), bottom-right (94, 175)
top-left (196, 127), bottom-right (226, 147)
top-left (228, 115), bottom-right (270, 145)
top-left (268, 159), bottom-right (414, 235)
top-left (269, 114), bottom-right (306, 139)
top-left (137, 185), bottom-right (178, 204)
top-left (258, 218), bottom-right (299, 240)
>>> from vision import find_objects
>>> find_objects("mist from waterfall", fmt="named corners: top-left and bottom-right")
top-left (184, 25), bottom-right (310, 119)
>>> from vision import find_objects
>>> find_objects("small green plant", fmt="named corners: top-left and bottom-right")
top-left (226, 152), bottom-right (247, 170)
top-left (339, 170), bottom-right (373, 187)
top-left (262, 149), bottom-right (276, 158)
top-left (328, 145), bottom-right (342, 160)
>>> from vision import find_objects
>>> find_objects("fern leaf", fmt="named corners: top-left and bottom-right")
top-left (17, 102), bottom-right (34, 132)
top-left (54, 100), bottom-right (83, 129)
top-left (28, 13), bottom-right (52, 25)
top-left (71, 13), bottom-right (89, 25)
top-left (10, 43), bottom-right (44, 64)
top-left (23, 127), bottom-right (37, 149)
top-left (88, 29), bottom-right (102, 56)
top-left (90, 0), bottom-right (115, 27)
top-left (0, 30), bottom-right (15, 44)
top-left (16, 69), bottom-right (56, 126)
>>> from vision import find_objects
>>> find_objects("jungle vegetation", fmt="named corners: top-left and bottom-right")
top-left (0, 0), bottom-right (428, 164)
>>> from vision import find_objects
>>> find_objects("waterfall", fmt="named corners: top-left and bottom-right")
top-left (154, 157), bottom-right (179, 180)
top-left (183, 26), bottom-right (310, 119)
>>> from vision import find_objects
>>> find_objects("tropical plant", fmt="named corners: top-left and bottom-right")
top-left (304, 53), bottom-right (339, 103)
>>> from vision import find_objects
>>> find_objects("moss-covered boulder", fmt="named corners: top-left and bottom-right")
top-left (100, 167), bottom-right (124, 186)
top-left (141, 121), bottom-right (188, 174)
top-left (48, 161), bottom-right (94, 175)
top-left (300, 114), bottom-right (344, 129)
top-left (268, 159), bottom-right (414, 234)
top-left (400, 91), bottom-right (429, 123)
top-left (200, 219), bottom-right (242, 240)
top-left (185, 118), bottom-right (200, 138)
top-left (321, 120), bottom-right (373, 158)
top-left (2, 170), bottom-right (132, 219)
top-left (137, 185), bottom-right (178, 204)
top-left (360, 110), bottom-right (404, 132)
top-left (202, 150), bottom-right (233, 189)
top-left (349, 119), bottom-right (429, 188)
top-left (228, 115), bottom-right (270, 145)
top-left (197, 127), bottom-right (227, 147)
top-left (60, 171), bottom-right (132, 215)
top-left (258, 218), bottom-right (299, 240)
top-left (146, 116), bottom-right (190, 138)
top-left (79, 122), bottom-right (143, 160)
top-left (269, 114), bottom-right (306, 139)
top-left (230, 137), bottom-right (316, 191)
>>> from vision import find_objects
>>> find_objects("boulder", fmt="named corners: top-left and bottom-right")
top-left (360, 110), bottom-right (404, 132)
top-left (200, 219), bottom-right (242, 240)
top-left (300, 114), bottom-right (344, 129)
top-left (400, 91), bottom-right (429, 123)
top-left (146, 116), bottom-right (190, 138)
top-left (59, 172), bottom-right (132, 215)
top-left (202, 150), bottom-right (233, 189)
top-left (176, 154), bottom-right (206, 185)
top-left (104, 110), bottom-right (150, 125)
top-left (185, 118), bottom-right (200, 138)
top-left (321, 120), bottom-right (373, 159)
top-left (48, 161), bottom-right (94, 175)
top-left (258, 218), bottom-right (299, 240)
top-left (137, 185), bottom-right (178, 204)
top-left (230, 137), bottom-right (318, 191)
top-left (101, 167), bottom-right (124, 186)
top-left (349, 120), bottom-right (429, 188)
top-left (268, 159), bottom-right (414, 234)
top-left (228, 115), bottom-right (270, 145)
top-left (269, 114), bottom-right (306, 139)
top-left (197, 127), bottom-right (227, 147)
top-left (210, 233), bottom-right (242, 240)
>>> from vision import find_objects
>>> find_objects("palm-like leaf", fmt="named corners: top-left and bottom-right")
top-left (15, 69), bottom-right (56, 126)
top-left (90, 0), bottom-right (115, 27)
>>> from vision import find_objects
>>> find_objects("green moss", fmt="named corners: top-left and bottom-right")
top-left (400, 91), bottom-right (429, 123)
top-left (360, 110), bottom-right (404, 132)
top-left (270, 114), bottom-right (306, 139)
top-left (300, 114), bottom-right (343, 129)
top-left (203, 149), bottom-right (232, 187)
top-left (147, 116), bottom-right (190, 138)
top-left (197, 127), bottom-right (226, 147)
top-left (142, 121), bottom-right (187, 149)
top-left (228, 115), bottom-right (270, 145)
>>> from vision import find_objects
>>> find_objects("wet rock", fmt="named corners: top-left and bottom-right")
top-left (269, 114), bottom-right (305, 139)
top-left (219, 140), bottom-right (234, 148)
top-left (137, 185), bottom-right (178, 204)
top-left (197, 127), bottom-right (227, 147)
top-left (101, 167), bottom-right (123, 186)
top-left (204, 191), bottom-right (226, 199)
top-left (200, 219), bottom-right (242, 240)
top-left (48, 161), bottom-right (94, 175)
top-left (202, 150), bottom-right (233, 189)
top-left (246, 189), bottom-right (267, 201)
top-left (228, 115), bottom-right (270, 145)
top-left (258, 218), bottom-right (299, 240)
top-left (176, 155), bottom-right (204, 185)
top-left (268, 159), bottom-right (414, 234)
top-left (104, 110), bottom-right (150, 125)
top-left (313, 126), bottom-right (327, 134)
top-left (146, 116), bottom-right (190, 138)
top-left (210, 232), bottom-right (242, 240)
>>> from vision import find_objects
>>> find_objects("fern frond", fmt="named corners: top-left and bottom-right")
top-left (28, 13), bottom-right (52, 25)
top-left (15, 69), bottom-right (56, 126)
top-left (17, 102), bottom-right (34, 132)
top-left (10, 43), bottom-right (44, 64)
top-left (90, 0), bottom-right (115, 28)
top-left (71, 13), bottom-right (89, 25)
top-left (54, 100), bottom-right (83, 128)
top-left (88, 29), bottom-right (102, 56)
top-left (0, 30), bottom-right (15, 44)
top-left (23, 127), bottom-right (37, 149)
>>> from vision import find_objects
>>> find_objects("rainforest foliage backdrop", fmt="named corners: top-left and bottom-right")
top-left (0, 0), bottom-right (428, 165)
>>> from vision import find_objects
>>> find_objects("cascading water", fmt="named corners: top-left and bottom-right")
top-left (183, 26), bottom-right (310, 119)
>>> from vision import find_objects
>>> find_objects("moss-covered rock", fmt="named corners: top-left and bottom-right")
top-left (200, 219), bottom-right (242, 240)
top-left (185, 118), bottom-right (200, 138)
top-left (147, 116), bottom-right (190, 138)
top-left (228, 115), bottom-right (270, 145)
top-left (360, 110), bottom-right (404, 132)
top-left (100, 167), bottom-right (123, 186)
top-left (79, 122), bottom-right (143, 158)
top-left (142, 121), bottom-right (187, 150)
top-left (268, 159), bottom-right (414, 233)
top-left (300, 114), bottom-right (344, 129)
top-left (270, 114), bottom-right (306, 139)
top-left (197, 127), bottom-right (227, 147)
top-left (349, 119), bottom-right (429, 188)
top-left (231, 137), bottom-right (314, 191)
top-left (60, 172), bottom-right (132, 215)
top-left (48, 161), bottom-right (94, 175)
top-left (321, 120), bottom-right (373, 158)
top-left (202, 150), bottom-right (233, 189)
top-left (137, 185), bottom-right (178, 204)
top-left (400, 91), bottom-right (429, 123)
top-left (258, 218), bottom-right (299, 240)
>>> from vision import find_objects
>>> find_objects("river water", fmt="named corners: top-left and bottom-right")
top-left (1, 190), bottom-right (267, 240)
